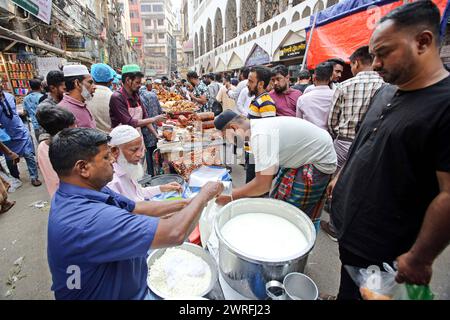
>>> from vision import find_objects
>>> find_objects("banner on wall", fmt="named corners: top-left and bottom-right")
top-left (305, 0), bottom-right (450, 68)
top-left (12, 0), bottom-right (52, 24)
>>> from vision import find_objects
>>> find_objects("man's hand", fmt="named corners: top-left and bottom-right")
top-left (216, 195), bottom-right (232, 206)
top-left (8, 151), bottom-right (20, 165)
top-left (395, 252), bottom-right (433, 285)
top-left (200, 181), bottom-right (224, 201)
top-left (327, 176), bottom-right (338, 199)
top-left (160, 182), bottom-right (183, 193)
top-left (153, 115), bottom-right (167, 123)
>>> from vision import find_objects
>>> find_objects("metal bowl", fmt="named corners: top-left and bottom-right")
top-left (147, 243), bottom-right (218, 299)
top-left (214, 198), bottom-right (316, 300)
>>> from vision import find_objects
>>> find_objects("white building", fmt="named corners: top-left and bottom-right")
top-left (141, 0), bottom-right (177, 77)
top-left (191, 0), bottom-right (339, 75)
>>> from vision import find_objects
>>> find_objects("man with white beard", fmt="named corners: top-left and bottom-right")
top-left (107, 125), bottom-right (182, 202)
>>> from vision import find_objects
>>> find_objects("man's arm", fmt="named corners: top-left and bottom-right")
top-left (396, 171), bottom-right (450, 285)
top-left (134, 200), bottom-right (189, 218)
top-left (110, 95), bottom-right (164, 128)
top-left (328, 89), bottom-right (343, 139)
top-left (189, 93), bottom-right (208, 106)
top-left (296, 96), bottom-right (304, 118)
top-left (0, 141), bottom-right (19, 164)
top-left (150, 182), bottom-right (223, 249)
top-left (227, 81), bottom-right (245, 100)
top-left (216, 167), bottom-right (276, 206)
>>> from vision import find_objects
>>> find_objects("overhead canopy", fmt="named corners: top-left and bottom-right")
top-left (305, 0), bottom-right (450, 68)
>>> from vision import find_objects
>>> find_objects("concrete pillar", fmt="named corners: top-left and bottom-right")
top-left (257, 0), bottom-right (263, 25)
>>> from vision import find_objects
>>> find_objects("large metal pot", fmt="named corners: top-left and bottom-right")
top-left (214, 198), bottom-right (316, 300)
top-left (147, 243), bottom-right (219, 299)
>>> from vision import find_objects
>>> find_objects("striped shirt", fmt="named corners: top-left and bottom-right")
top-left (248, 92), bottom-right (277, 119)
top-left (328, 71), bottom-right (384, 140)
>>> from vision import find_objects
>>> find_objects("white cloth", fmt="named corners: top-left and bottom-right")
top-left (87, 85), bottom-right (113, 133)
top-left (236, 87), bottom-right (252, 117)
top-left (250, 117), bottom-right (337, 174)
top-left (107, 163), bottom-right (161, 202)
top-left (227, 79), bottom-right (248, 101)
top-left (109, 125), bottom-right (141, 146)
top-left (296, 85), bottom-right (335, 131)
top-left (63, 64), bottom-right (89, 77)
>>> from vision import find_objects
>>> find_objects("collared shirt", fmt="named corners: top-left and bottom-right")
top-left (107, 163), bottom-right (162, 202)
top-left (110, 88), bottom-right (149, 128)
top-left (58, 94), bottom-right (96, 129)
top-left (269, 88), bottom-right (302, 117)
top-left (87, 85), bottom-right (113, 133)
top-left (236, 87), bottom-right (253, 117)
top-left (248, 92), bottom-right (277, 119)
top-left (139, 88), bottom-right (162, 147)
top-left (328, 71), bottom-right (384, 140)
top-left (216, 86), bottom-right (236, 110)
top-left (38, 95), bottom-right (58, 109)
top-left (332, 76), bottom-right (450, 262)
top-left (37, 141), bottom-right (59, 197)
top-left (0, 92), bottom-right (34, 156)
top-left (48, 182), bottom-right (159, 300)
top-left (193, 81), bottom-right (211, 112)
top-left (296, 85), bottom-right (335, 131)
top-left (23, 91), bottom-right (43, 129)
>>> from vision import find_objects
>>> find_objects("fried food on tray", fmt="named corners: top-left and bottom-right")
top-left (162, 100), bottom-right (198, 113)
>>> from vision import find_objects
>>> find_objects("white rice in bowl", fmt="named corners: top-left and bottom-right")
top-left (148, 248), bottom-right (212, 298)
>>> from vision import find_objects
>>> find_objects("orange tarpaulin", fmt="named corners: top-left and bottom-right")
top-left (306, 0), bottom-right (450, 69)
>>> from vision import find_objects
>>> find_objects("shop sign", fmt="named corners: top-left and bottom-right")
top-left (66, 36), bottom-right (86, 52)
top-left (12, 0), bottom-right (52, 24)
top-left (279, 41), bottom-right (306, 60)
top-left (245, 45), bottom-right (270, 67)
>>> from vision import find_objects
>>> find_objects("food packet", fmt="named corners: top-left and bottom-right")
top-left (345, 264), bottom-right (434, 300)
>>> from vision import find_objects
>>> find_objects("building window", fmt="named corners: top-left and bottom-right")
top-left (141, 4), bottom-right (152, 12)
top-left (153, 4), bottom-right (164, 12)
top-left (158, 19), bottom-right (164, 26)
top-left (129, 0), bottom-right (137, 4)
top-left (158, 33), bottom-right (165, 39)
top-left (144, 19), bottom-right (151, 26)
top-left (132, 23), bottom-right (140, 32)
top-left (130, 11), bottom-right (139, 18)
top-left (146, 33), bottom-right (153, 40)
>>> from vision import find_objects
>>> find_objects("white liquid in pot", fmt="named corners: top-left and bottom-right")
top-left (221, 213), bottom-right (309, 261)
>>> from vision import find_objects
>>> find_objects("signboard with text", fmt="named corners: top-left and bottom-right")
top-left (12, 0), bottom-right (52, 24)
top-left (245, 45), bottom-right (270, 67)
top-left (65, 36), bottom-right (86, 52)
top-left (279, 41), bottom-right (306, 60)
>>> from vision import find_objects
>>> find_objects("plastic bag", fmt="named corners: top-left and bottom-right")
top-left (345, 264), bottom-right (434, 300)
top-left (199, 200), bottom-right (221, 249)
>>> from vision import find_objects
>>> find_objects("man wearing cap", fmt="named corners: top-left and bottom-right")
top-left (109, 65), bottom-right (165, 134)
top-left (107, 125), bottom-right (182, 201)
top-left (47, 127), bottom-right (223, 299)
top-left (215, 110), bottom-right (337, 231)
top-left (58, 65), bottom-right (97, 129)
top-left (87, 64), bottom-right (115, 133)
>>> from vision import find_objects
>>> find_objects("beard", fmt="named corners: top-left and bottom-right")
top-left (248, 87), bottom-right (258, 97)
top-left (81, 85), bottom-right (93, 101)
top-left (117, 153), bottom-right (145, 182)
top-left (274, 84), bottom-right (287, 94)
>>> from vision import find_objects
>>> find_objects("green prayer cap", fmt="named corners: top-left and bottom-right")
top-left (122, 64), bottom-right (141, 74)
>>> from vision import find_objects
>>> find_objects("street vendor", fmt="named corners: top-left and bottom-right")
top-left (107, 125), bottom-right (182, 202)
top-left (215, 110), bottom-right (337, 229)
top-left (109, 64), bottom-right (165, 134)
top-left (47, 128), bottom-right (223, 300)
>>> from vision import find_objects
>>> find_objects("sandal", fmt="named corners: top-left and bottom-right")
top-left (0, 200), bottom-right (16, 214)
top-left (31, 179), bottom-right (42, 187)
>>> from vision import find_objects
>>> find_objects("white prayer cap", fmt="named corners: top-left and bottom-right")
top-left (63, 64), bottom-right (90, 77)
top-left (109, 125), bottom-right (141, 146)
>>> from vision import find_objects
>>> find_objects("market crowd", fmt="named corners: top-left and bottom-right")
top-left (0, 0), bottom-right (448, 301)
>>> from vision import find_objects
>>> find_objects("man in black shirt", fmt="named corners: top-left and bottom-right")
top-left (329, 0), bottom-right (450, 300)
top-left (292, 69), bottom-right (311, 93)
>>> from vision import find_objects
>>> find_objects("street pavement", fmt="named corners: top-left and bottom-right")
top-left (0, 163), bottom-right (448, 299)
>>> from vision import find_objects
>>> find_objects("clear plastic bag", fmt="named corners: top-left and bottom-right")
top-left (345, 263), bottom-right (434, 300)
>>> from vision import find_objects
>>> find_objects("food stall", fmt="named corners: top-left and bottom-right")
top-left (151, 87), bottom-right (226, 181)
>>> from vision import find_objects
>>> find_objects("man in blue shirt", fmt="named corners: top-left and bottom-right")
top-left (0, 81), bottom-right (41, 186)
top-left (23, 79), bottom-right (43, 141)
top-left (47, 128), bottom-right (223, 300)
